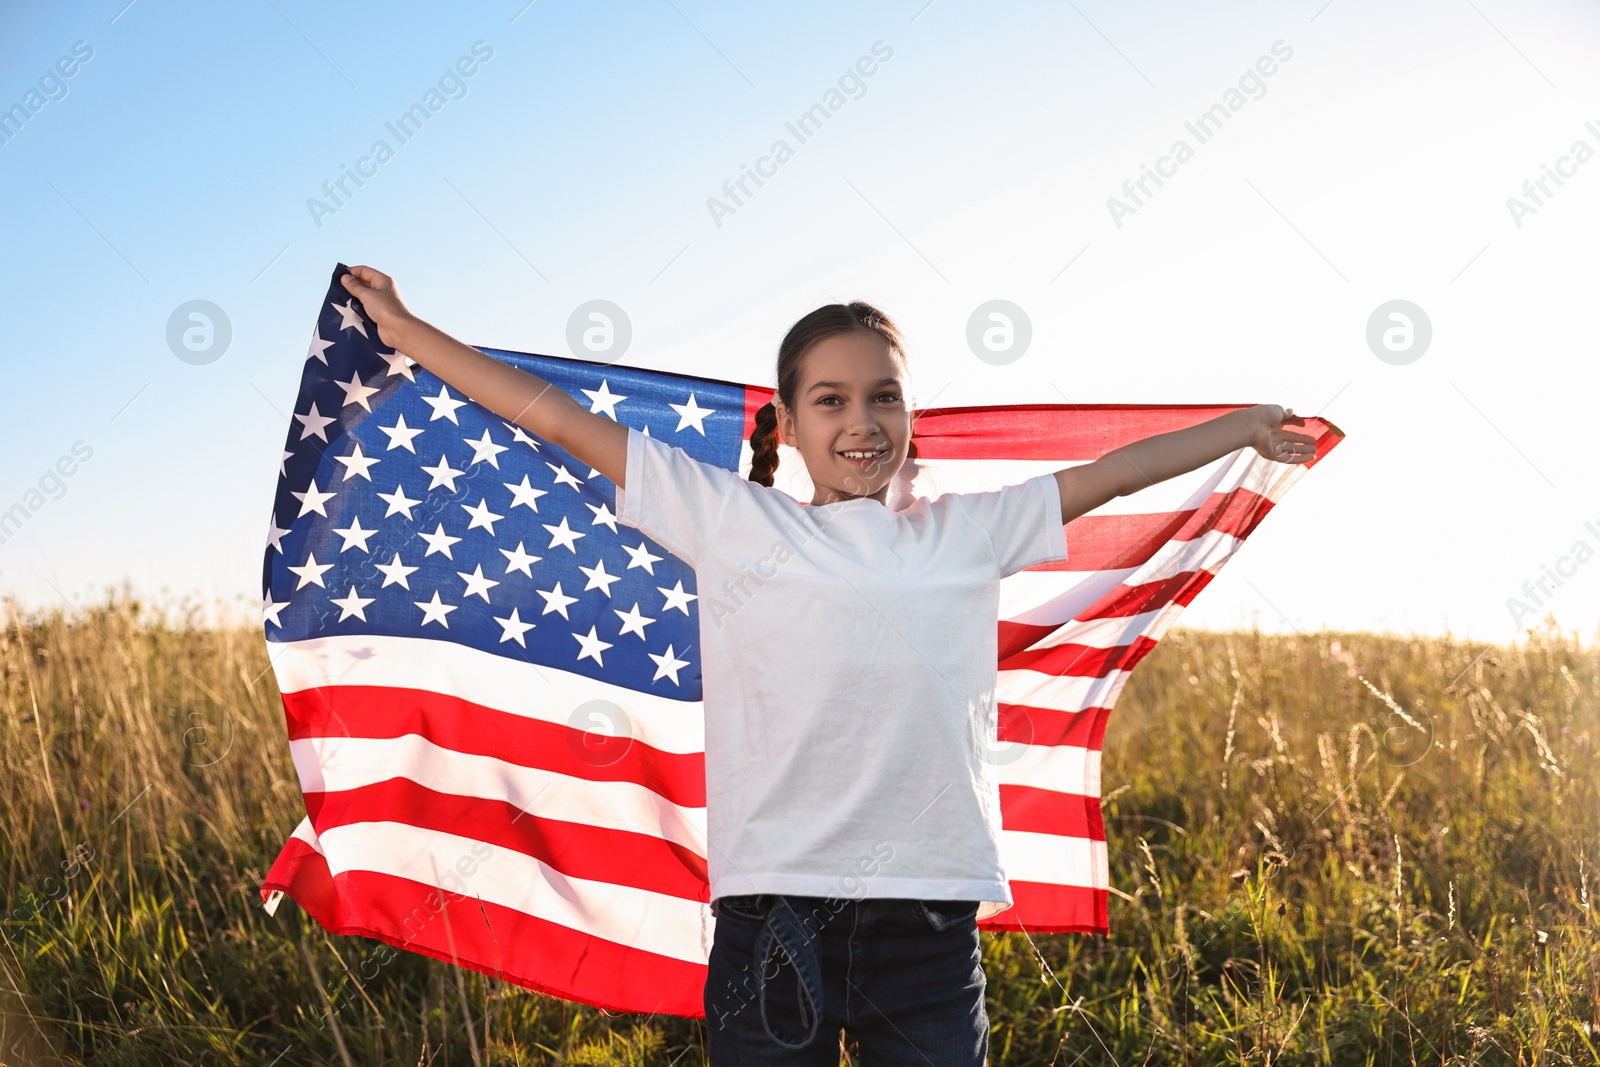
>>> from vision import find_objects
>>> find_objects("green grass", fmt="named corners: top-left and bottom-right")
top-left (2, 593), bottom-right (1595, 1065)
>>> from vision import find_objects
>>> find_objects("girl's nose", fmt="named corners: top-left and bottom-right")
top-left (846, 406), bottom-right (881, 436)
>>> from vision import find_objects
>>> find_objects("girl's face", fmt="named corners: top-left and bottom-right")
top-left (774, 329), bottom-right (911, 507)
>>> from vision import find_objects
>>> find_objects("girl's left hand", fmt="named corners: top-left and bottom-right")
top-left (1252, 404), bottom-right (1318, 464)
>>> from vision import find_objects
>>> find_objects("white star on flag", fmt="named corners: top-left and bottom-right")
top-left (658, 580), bottom-right (697, 614)
top-left (648, 643), bottom-right (690, 684)
top-left (461, 498), bottom-right (504, 535)
top-left (307, 327), bottom-right (334, 364)
top-left (377, 484), bottom-right (420, 519)
top-left (288, 551), bottom-right (333, 590)
top-left (572, 625), bottom-right (612, 666)
top-left (536, 581), bottom-right (579, 619)
top-left (499, 542), bottom-right (541, 577)
top-left (418, 523), bottom-right (462, 559)
top-left (422, 455), bottom-right (465, 492)
top-left (330, 586), bottom-right (375, 622)
top-left (333, 299), bottom-right (368, 337)
top-left (548, 462), bottom-right (584, 493)
top-left (262, 593), bottom-right (287, 628)
top-left (457, 565), bottom-right (500, 602)
top-left (622, 541), bottom-right (663, 574)
top-left (669, 391), bottom-right (715, 434)
top-left (378, 349), bottom-right (415, 380)
top-left (613, 602), bottom-right (656, 639)
top-left (579, 558), bottom-right (621, 597)
top-left (493, 607), bottom-right (535, 646)
top-left (463, 430), bottom-right (508, 468)
top-left (334, 443), bottom-right (380, 482)
top-left (379, 415), bottom-right (424, 453)
top-left (503, 475), bottom-right (546, 512)
top-left (335, 371), bottom-right (380, 411)
top-left (543, 516), bottom-right (584, 553)
top-left (332, 516), bottom-right (376, 552)
top-left (374, 552), bottom-right (418, 589)
top-left (292, 479), bottom-right (336, 518)
top-left (413, 591), bottom-right (456, 627)
top-left (422, 384), bottom-right (467, 424)
top-left (266, 517), bottom-right (290, 553)
top-left (503, 421), bottom-right (542, 450)
top-left (582, 379), bottom-right (627, 418)
top-left (294, 402), bottom-right (337, 442)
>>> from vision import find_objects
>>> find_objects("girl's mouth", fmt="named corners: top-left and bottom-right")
top-left (838, 446), bottom-right (889, 467)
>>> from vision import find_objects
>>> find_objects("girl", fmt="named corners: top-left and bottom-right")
top-left (337, 265), bottom-right (1315, 1065)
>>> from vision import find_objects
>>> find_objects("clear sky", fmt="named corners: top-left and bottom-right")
top-left (1, 0), bottom-right (1597, 644)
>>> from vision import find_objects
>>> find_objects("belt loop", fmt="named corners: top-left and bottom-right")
top-left (753, 896), bottom-right (824, 1048)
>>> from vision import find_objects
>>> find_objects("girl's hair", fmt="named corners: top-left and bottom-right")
top-left (748, 300), bottom-right (917, 488)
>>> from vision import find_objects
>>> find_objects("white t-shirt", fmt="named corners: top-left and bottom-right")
top-left (614, 427), bottom-right (1068, 918)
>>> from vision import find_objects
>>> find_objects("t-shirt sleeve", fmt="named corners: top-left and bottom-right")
top-left (613, 426), bottom-right (741, 566)
top-left (952, 472), bottom-right (1069, 577)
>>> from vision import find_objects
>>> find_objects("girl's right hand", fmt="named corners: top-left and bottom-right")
top-left (340, 265), bottom-right (415, 350)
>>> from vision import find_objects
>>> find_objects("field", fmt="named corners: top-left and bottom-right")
top-left (1, 595), bottom-right (1595, 1065)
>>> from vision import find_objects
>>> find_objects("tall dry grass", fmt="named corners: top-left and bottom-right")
top-left (1, 593), bottom-right (1595, 1065)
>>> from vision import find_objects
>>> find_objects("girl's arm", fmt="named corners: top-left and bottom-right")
top-left (1053, 405), bottom-right (1317, 524)
top-left (338, 265), bottom-right (629, 487)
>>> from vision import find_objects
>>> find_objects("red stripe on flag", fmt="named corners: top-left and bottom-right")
top-left (742, 384), bottom-right (772, 445)
top-left (980, 879), bottom-right (1109, 933)
top-left (303, 778), bottom-right (710, 901)
top-left (1000, 635), bottom-right (1161, 677)
top-left (283, 686), bottom-right (706, 808)
top-left (262, 838), bottom-right (709, 1016)
top-left (997, 702), bottom-right (1110, 751)
top-left (910, 404), bottom-right (1257, 461)
top-left (1078, 567), bottom-right (1219, 621)
top-left (1025, 486), bottom-right (1277, 573)
top-left (997, 784), bottom-right (1102, 838)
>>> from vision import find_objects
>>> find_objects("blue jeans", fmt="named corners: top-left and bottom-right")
top-left (703, 893), bottom-right (989, 1065)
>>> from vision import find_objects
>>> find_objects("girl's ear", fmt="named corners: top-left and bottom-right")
top-left (773, 399), bottom-right (792, 447)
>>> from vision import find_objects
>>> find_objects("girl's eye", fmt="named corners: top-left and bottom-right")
top-left (818, 393), bottom-right (902, 405)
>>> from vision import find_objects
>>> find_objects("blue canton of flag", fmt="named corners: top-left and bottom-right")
top-left (263, 263), bottom-right (747, 700)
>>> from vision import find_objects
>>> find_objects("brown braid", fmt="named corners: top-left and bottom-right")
top-left (749, 401), bottom-right (782, 487)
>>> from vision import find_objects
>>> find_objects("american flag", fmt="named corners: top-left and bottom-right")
top-left (260, 263), bottom-right (1343, 1016)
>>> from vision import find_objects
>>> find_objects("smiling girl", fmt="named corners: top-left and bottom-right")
top-left (337, 264), bottom-right (1315, 1065)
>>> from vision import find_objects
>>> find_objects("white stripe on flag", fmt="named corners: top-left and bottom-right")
top-left (271, 634), bottom-right (705, 754)
top-left (997, 667), bottom-right (1134, 717)
top-left (288, 735), bottom-right (708, 853)
top-left (998, 830), bottom-right (1108, 888)
top-left (994, 743), bottom-right (1102, 798)
top-left (315, 821), bottom-right (716, 964)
